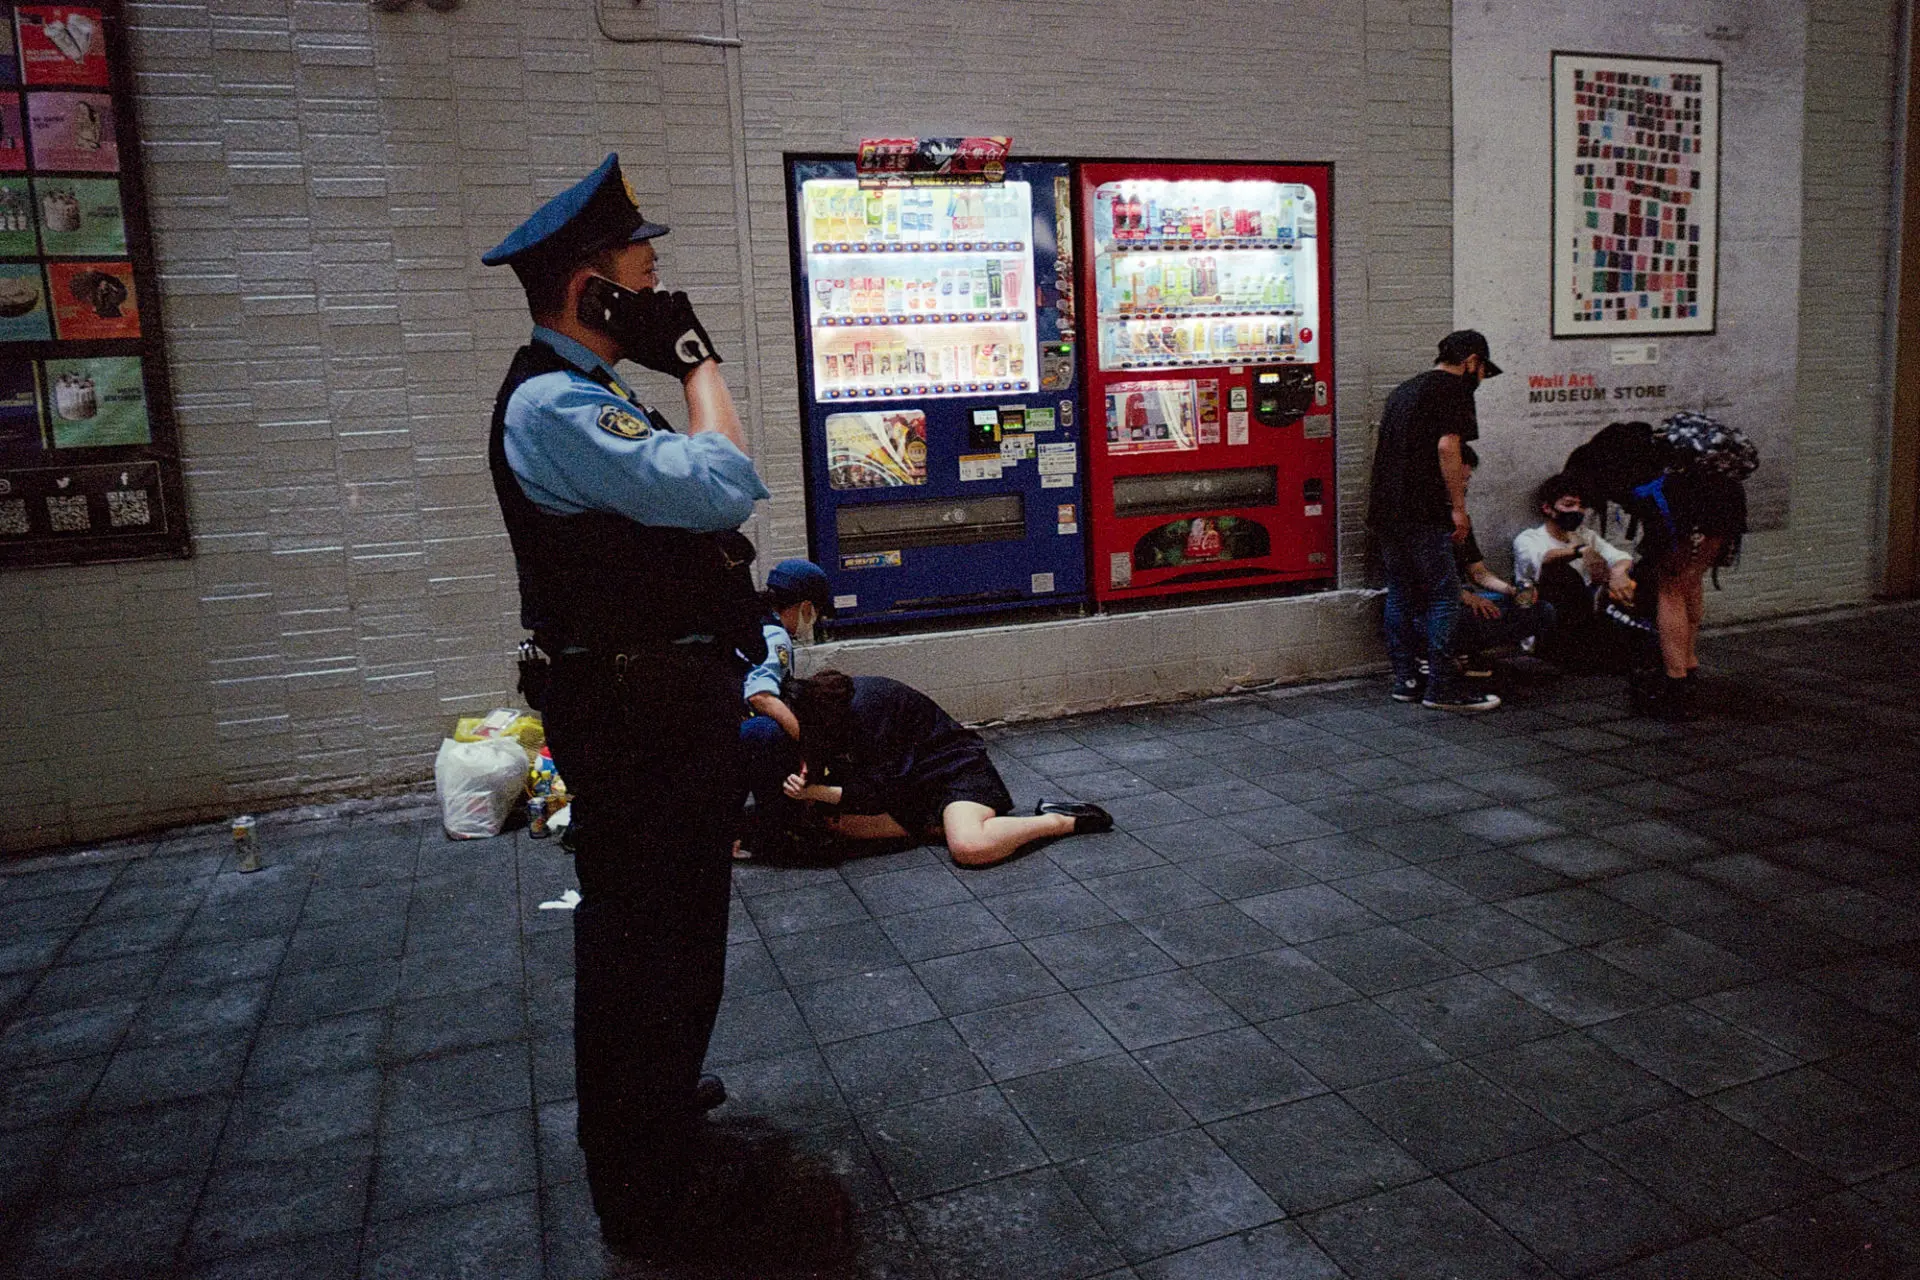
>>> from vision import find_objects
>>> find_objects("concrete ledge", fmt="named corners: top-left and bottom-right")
top-left (800, 587), bottom-right (1389, 725)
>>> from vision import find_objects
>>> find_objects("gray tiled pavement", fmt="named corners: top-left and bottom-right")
top-left (2, 604), bottom-right (1918, 1278)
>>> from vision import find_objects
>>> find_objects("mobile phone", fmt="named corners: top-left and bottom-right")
top-left (577, 274), bottom-right (638, 335)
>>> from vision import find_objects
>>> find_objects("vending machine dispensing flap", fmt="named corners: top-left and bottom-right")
top-left (1252, 365), bottom-right (1317, 427)
top-left (1112, 466), bottom-right (1279, 519)
top-left (836, 494), bottom-right (1025, 553)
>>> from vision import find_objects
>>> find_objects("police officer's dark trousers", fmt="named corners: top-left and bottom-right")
top-left (542, 644), bottom-right (741, 1229)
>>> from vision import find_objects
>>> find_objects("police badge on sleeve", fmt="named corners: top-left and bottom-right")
top-left (596, 404), bottom-right (653, 440)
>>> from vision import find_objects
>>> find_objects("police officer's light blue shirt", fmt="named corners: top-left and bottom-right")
top-left (743, 619), bottom-right (795, 702)
top-left (503, 326), bottom-right (769, 531)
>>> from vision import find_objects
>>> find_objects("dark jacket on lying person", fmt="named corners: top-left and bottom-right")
top-left (797, 674), bottom-right (1014, 832)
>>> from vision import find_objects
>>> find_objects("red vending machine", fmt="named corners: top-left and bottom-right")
top-left (1078, 161), bottom-right (1335, 603)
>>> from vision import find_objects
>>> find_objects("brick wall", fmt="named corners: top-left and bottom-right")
top-left (0, 0), bottom-right (1896, 851)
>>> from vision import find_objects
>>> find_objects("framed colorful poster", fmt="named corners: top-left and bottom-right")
top-left (16, 8), bottom-right (109, 87)
top-left (1, 2), bottom-right (187, 566)
top-left (27, 90), bottom-right (115, 171)
top-left (1551, 52), bottom-right (1720, 337)
top-left (33, 175), bottom-right (122, 253)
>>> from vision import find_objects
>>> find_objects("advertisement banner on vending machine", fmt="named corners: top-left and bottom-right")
top-left (856, 137), bottom-right (1012, 186)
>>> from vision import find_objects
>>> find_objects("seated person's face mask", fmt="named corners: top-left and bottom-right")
top-left (1551, 506), bottom-right (1586, 532)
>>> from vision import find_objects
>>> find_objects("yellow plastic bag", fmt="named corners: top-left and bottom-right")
top-left (453, 708), bottom-right (545, 765)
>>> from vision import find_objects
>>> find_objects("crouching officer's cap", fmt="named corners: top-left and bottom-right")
top-left (481, 153), bottom-right (670, 274)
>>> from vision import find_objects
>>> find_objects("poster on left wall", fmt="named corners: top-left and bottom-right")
top-left (0, 1), bottom-right (188, 569)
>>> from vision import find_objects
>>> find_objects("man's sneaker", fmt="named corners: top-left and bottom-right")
top-left (1390, 676), bottom-right (1425, 703)
top-left (1421, 689), bottom-right (1502, 712)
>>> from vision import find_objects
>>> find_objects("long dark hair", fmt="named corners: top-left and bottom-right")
top-left (790, 670), bottom-right (856, 769)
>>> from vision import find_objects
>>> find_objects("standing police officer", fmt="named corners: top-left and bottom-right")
top-left (482, 154), bottom-right (769, 1260)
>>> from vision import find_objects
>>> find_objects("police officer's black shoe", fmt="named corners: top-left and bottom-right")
top-left (694, 1073), bottom-right (726, 1112)
top-left (602, 1122), bottom-right (852, 1269)
top-left (1035, 800), bottom-right (1114, 834)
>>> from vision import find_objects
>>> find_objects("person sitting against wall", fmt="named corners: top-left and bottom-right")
top-left (1512, 472), bottom-right (1649, 670)
top-left (1446, 446), bottom-right (1554, 677)
top-left (778, 670), bottom-right (1112, 868)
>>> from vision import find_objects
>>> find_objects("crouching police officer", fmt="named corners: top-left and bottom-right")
top-left (482, 154), bottom-right (770, 1260)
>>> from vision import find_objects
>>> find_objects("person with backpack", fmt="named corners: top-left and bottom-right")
top-left (1563, 413), bottom-right (1756, 718)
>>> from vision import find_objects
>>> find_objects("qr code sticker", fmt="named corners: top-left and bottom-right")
top-left (47, 494), bottom-right (90, 532)
top-left (106, 488), bottom-right (152, 527)
top-left (0, 499), bottom-right (27, 535)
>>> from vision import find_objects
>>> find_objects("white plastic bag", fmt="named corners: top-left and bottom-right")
top-left (435, 736), bottom-right (531, 839)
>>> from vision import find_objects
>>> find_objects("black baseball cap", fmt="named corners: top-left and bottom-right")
top-left (1436, 329), bottom-right (1502, 378)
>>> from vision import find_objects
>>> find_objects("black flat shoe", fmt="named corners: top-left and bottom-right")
top-left (695, 1073), bottom-right (726, 1112)
top-left (1035, 800), bottom-right (1114, 834)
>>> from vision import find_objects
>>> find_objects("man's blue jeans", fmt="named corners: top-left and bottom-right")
top-left (1378, 523), bottom-right (1461, 697)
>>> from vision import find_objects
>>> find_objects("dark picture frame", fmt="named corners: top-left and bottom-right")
top-left (0, 0), bottom-right (190, 569)
top-left (1551, 51), bottom-right (1721, 338)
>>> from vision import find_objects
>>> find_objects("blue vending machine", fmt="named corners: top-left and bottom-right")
top-left (786, 156), bottom-right (1087, 629)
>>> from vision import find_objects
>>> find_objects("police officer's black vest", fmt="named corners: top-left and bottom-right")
top-left (488, 340), bottom-right (759, 653)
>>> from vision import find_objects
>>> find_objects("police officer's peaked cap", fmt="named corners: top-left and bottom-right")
top-left (480, 153), bottom-right (670, 271)
top-left (766, 559), bottom-right (835, 615)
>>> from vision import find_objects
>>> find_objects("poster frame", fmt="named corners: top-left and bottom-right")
top-left (1549, 50), bottom-right (1722, 339)
top-left (0, 0), bottom-right (191, 570)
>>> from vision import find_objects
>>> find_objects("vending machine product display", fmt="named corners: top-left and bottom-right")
top-left (788, 156), bottom-right (1086, 626)
top-left (1079, 161), bottom-right (1335, 603)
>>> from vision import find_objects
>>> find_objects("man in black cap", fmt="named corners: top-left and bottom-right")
top-left (481, 154), bottom-right (776, 1260)
top-left (1365, 329), bottom-right (1504, 712)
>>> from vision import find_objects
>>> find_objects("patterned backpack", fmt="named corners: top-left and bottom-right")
top-left (1653, 411), bottom-right (1759, 483)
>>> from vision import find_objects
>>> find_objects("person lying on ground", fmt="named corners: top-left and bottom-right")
top-left (778, 670), bottom-right (1111, 868)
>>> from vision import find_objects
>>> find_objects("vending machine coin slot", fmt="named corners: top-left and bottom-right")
top-left (1040, 342), bottom-right (1074, 391)
top-left (1252, 365), bottom-right (1316, 427)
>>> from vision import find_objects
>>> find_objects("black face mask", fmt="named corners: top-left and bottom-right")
top-left (1550, 509), bottom-right (1586, 532)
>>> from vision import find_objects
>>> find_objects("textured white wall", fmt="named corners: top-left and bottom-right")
top-left (1453, 2), bottom-right (1807, 561)
top-left (0, 0), bottom-right (1896, 851)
